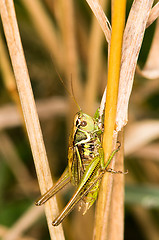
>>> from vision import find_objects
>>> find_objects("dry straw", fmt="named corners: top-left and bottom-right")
top-left (0, 0), bottom-right (64, 239)
top-left (93, 1), bottom-right (126, 239)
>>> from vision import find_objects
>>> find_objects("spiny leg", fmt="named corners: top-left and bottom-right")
top-left (103, 142), bottom-right (128, 174)
top-left (101, 142), bottom-right (121, 169)
top-left (106, 168), bottom-right (128, 174)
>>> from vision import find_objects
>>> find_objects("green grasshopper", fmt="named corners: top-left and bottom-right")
top-left (35, 107), bottom-right (122, 226)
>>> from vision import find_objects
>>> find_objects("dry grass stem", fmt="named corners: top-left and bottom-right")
top-left (0, 225), bottom-right (36, 240)
top-left (44, 0), bottom-right (58, 24)
top-left (85, 0), bottom-right (111, 43)
top-left (93, 134), bottom-right (118, 240)
top-left (0, 0), bottom-right (64, 239)
top-left (84, 0), bottom-right (108, 115)
top-left (139, 160), bottom-right (159, 183)
top-left (94, 0), bottom-right (126, 239)
top-left (0, 132), bottom-right (34, 195)
top-left (116, 0), bottom-right (154, 131)
top-left (138, 18), bottom-right (159, 79)
top-left (0, 34), bottom-right (27, 131)
top-left (21, 0), bottom-right (63, 70)
top-left (3, 205), bottom-right (44, 240)
top-left (0, 35), bottom-right (18, 103)
top-left (76, 11), bottom-right (89, 61)
top-left (59, 0), bottom-right (82, 108)
top-left (125, 120), bottom-right (159, 155)
top-left (0, 97), bottom-right (68, 129)
top-left (131, 207), bottom-right (159, 240)
top-left (108, 131), bottom-right (125, 240)
top-left (132, 143), bottom-right (159, 160)
top-left (146, 1), bottom-right (159, 28)
top-left (131, 78), bottom-right (159, 106)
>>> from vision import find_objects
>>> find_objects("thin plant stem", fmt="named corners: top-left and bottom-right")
top-left (108, 130), bottom-right (125, 240)
top-left (59, 0), bottom-right (82, 120)
top-left (84, 0), bottom-right (108, 116)
top-left (0, 132), bottom-right (34, 196)
top-left (0, 0), bottom-right (65, 239)
top-left (3, 205), bottom-right (44, 240)
top-left (0, 35), bottom-right (18, 104)
top-left (146, 2), bottom-right (159, 28)
top-left (0, 97), bottom-right (68, 130)
top-left (21, 0), bottom-right (63, 70)
top-left (85, 0), bottom-right (111, 43)
top-left (94, 0), bottom-right (126, 239)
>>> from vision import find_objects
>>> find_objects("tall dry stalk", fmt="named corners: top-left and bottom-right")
top-left (0, 0), bottom-right (64, 239)
top-left (84, 0), bottom-right (108, 116)
top-left (93, 1), bottom-right (126, 239)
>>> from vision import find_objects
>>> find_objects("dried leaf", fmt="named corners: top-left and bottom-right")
top-left (0, 97), bottom-right (68, 129)
top-left (146, 1), bottom-right (159, 28)
top-left (137, 18), bottom-right (159, 79)
top-left (3, 205), bottom-right (43, 240)
top-left (116, 0), bottom-right (154, 131)
top-left (125, 120), bottom-right (159, 155)
top-left (85, 0), bottom-right (111, 43)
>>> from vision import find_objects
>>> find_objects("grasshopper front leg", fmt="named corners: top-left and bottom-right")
top-left (101, 143), bottom-right (127, 174)
top-left (101, 142), bottom-right (121, 170)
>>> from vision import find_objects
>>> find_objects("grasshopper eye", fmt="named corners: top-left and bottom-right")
top-left (81, 121), bottom-right (87, 127)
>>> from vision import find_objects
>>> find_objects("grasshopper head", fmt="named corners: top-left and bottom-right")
top-left (74, 111), bottom-right (97, 132)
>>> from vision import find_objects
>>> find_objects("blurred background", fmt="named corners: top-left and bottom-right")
top-left (0, 0), bottom-right (159, 240)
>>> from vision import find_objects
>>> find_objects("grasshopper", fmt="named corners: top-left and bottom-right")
top-left (35, 107), bottom-right (122, 226)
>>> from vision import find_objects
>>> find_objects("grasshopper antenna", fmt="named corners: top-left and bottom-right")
top-left (70, 73), bottom-right (81, 111)
top-left (50, 55), bottom-right (81, 110)
top-left (53, 66), bottom-right (81, 111)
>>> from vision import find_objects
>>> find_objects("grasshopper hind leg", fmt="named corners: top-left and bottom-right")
top-left (35, 167), bottom-right (70, 206)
